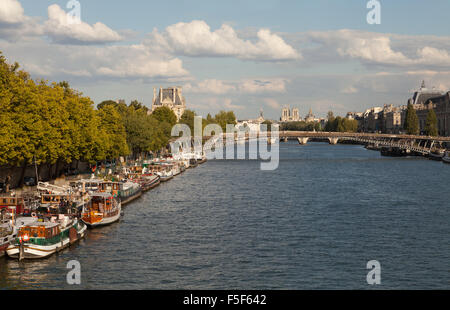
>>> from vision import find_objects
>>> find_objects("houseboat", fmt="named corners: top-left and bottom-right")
top-left (81, 193), bottom-right (121, 227)
top-left (98, 181), bottom-right (142, 205)
top-left (6, 215), bottom-right (87, 260)
top-left (147, 164), bottom-right (174, 182)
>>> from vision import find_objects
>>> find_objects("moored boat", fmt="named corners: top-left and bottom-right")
top-left (6, 215), bottom-right (86, 260)
top-left (428, 148), bottom-right (445, 161)
top-left (81, 193), bottom-right (121, 227)
top-left (442, 151), bottom-right (450, 164)
top-left (98, 181), bottom-right (142, 205)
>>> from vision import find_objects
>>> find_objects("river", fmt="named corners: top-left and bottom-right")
top-left (1, 141), bottom-right (449, 289)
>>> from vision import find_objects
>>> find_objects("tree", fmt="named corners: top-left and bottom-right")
top-left (151, 106), bottom-right (177, 126)
top-left (425, 108), bottom-right (438, 136)
top-left (97, 105), bottom-right (129, 159)
top-left (214, 110), bottom-right (237, 131)
top-left (404, 102), bottom-right (419, 135)
top-left (179, 109), bottom-right (196, 133)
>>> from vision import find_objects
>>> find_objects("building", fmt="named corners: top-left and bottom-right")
top-left (349, 81), bottom-right (450, 136)
top-left (150, 86), bottom-right (186, 121)
top-left (236, 110), bottom-right (280, 132)
top-left (280, 106), bottom-right (300, 122)
top-left (405, 81), bottom-right (449, 135)
top-left (304, 108), bottom-right (315, 123)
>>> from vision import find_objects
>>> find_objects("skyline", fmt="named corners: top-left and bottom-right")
top-left (1, 0), bottom-right (450, 119)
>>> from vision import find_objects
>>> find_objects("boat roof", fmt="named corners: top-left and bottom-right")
top-left (22, 221), bottom-right (60, 228)
top-left (89, 192), bottom-right (114, 198)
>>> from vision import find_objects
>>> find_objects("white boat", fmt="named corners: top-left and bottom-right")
top-left (6, 216), bottom-right (87, 260)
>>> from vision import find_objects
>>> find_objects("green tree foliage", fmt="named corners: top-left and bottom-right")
top-left (179, 109), bottom-right (196, 133)
top-left (151, 106), bottom-right (177, 126)
top-left (425, 108), bottom-right (438, 136)
top-left (281, 121), bottom-right (321, 132)
top-left (324, 115), bottom-right (358, 132)
top-left (214, 110), bottom-right (237, 131)
top-left (0, 51), bottom-right (130, 169)
top-left (404, 102), bottom-right (419, 135)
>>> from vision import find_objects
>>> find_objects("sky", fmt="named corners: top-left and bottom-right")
top-left (1, 0), bottom-right (450, 120)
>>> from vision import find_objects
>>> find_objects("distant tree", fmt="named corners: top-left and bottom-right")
top-left (179, 109), bottom-right (197, 133)
top-left (404, 102), bottom-right (419, 135)
top-left (129, 100), bottom-right (148, 114)
top-left (214, 110), bottom-right (237, 131)
top-left (151, 106), bottom-right (177, 126)
top-left (425, 108), bottom-right (438, 136)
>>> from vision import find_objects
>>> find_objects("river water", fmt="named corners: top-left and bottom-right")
top-left (1, 141), bottom-right (449, 289)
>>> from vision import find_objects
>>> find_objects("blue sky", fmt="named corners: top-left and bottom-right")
top-left (2, 0), bottom-right (450, 119)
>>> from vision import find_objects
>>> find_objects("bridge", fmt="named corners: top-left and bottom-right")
top-left (278, 131), bottom-right (450, 155)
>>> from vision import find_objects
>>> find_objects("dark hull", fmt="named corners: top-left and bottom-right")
top-left (428, 153), bottom-right (444, 161)
top-left (380, 147), bottom-right (407, 157)
top-left (121, 191), bottom-right (142, 205)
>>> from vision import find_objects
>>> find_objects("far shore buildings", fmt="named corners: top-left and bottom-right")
top-left (236, 110), bottom-right (280, 132)
top-left (149, 86), bottom-right (186, 121)
top-left (280, 106), bottom-right (325, 126)
top-left (281, 106), bottom-right (300, 122)
top-left (347, 81), bottom-right (450, 136)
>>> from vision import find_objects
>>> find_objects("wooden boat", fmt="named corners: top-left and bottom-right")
top-left (81, 193), bottom-right (121, 227)
top-left (1, 212), bottom-right (38, 257)
top-left (0, 196), bottom-right (27, 216)
top-left (6, 215), bottom-right (86, 260)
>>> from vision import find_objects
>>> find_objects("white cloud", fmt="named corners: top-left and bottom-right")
top-left (44, 4), bottom-right (122, 44)
top-left (306, 29), bottom-right (450, 68)
top-left (0, 38), bottom-right (189, 80)
top-left (224, 98), bottom-right (244, 110)
top-left (183, 78), bottom-right (288, 95)
top-left (0, 0), bottom-right (43, 40)
top-left (0, 0), bottom-right (25, 24)
top-left (263, 98), bottom-right (280, 109)
top-left (341, 86), bottom-right (358, 94)
top-left (146, 20), bottom-right (300, 61)
top-left (239, 78), bottom-right (287, 93)
top-left (184, 79), bottom-right (236, 94)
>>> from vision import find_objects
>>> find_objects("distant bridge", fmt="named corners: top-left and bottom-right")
top-left (278, 131), bottom-right (450, 155)
top-left (176, 131), bottom-right (449, 156)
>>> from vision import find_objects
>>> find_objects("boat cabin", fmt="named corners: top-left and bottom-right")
top-left (18, 221), bottom-right (60, 241)
top-left (0, 196), bottom-right (25, 215)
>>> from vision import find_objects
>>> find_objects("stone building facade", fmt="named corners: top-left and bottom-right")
top-left (150, 87), bottom-right (186, 121)
top-left (350, 82), bottom-right (450, 136)
top-left (280, 106), bottom-right (300, 122)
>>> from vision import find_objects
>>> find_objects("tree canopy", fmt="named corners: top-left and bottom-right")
top-left (425, 108), bottom-right (438, 136)
top-left (404, 102), bottom-right (419, 135)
